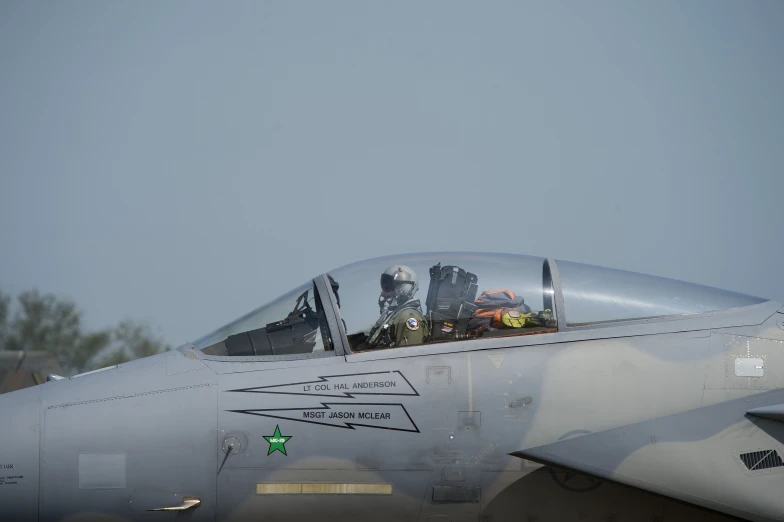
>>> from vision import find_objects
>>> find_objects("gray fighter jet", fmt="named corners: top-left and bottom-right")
top-left (2, 252), bottom-right (783, 522)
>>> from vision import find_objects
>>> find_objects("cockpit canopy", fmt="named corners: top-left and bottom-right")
top-left (556, 260), bottom-right (765, 326)
top-left (193, 253), bottom-right (767, 356)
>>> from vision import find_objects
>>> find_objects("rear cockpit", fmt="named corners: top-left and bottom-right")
top-left (193, 253), bottom-right (769, 357)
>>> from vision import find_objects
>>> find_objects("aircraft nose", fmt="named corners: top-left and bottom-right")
top-left (0, 386), bottom-right (41, 522)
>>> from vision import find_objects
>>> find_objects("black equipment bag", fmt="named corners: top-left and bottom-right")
top-left (425, 263), bottom-right (479, 341)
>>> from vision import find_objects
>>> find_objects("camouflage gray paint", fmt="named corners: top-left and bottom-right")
top-left (0, 253), bottom-right (781, 522)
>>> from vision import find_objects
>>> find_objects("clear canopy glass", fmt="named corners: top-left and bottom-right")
top-left (191, 254), bottom-right (770, 357)
top-left (327, 252), bottom-right (557, 350)
top-left (193, 281), bottom-right (332, 355)
top-left (557, 260), bottom-right (767, 326)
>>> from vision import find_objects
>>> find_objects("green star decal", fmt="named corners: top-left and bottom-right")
top-left (263, 425), bottom-right (292, 456)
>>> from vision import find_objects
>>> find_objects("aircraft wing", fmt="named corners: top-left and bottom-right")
top-left (747, 403), bottom-right (784, 423)
top-left (513, 390), bottom-right (784, 522)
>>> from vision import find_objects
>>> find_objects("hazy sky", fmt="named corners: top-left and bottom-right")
top-left (1, 1), bottom-right (782, 346)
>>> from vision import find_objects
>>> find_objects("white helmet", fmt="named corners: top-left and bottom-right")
top-left (379, 265), bottom-right (418, 312)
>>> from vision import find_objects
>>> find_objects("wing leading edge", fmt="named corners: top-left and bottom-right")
top-left (747, 404), bottom-right (784, 424)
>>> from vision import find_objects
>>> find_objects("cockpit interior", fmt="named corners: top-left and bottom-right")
top-left (196, 253), bottom-right (766, 358)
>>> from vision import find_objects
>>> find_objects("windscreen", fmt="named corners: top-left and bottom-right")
top-left (193, 281), bottom-right (333, 356)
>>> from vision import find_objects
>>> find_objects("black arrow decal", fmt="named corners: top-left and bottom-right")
top-left (227, 370), bottom-right (419, 399)
top-left (228, 402), bottom-right (420, 433)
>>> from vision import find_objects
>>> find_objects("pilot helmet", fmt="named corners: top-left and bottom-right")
top-left (379, 265), bottom-right (418, 312)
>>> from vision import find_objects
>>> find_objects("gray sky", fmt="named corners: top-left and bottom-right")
top-left (1, 1), bottom-right (782, 346)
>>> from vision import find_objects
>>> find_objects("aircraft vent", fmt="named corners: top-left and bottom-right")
top-left (739, 450), bottom-right (784, 471)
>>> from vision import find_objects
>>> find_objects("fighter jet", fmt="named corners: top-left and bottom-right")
top-left (2, 252), bottom-right (783, 522)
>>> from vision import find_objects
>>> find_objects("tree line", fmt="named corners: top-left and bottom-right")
top-left (0, 289), bottom-right (169, 375)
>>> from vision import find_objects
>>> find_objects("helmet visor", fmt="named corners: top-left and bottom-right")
top-left (380, 274), bottom-right (397, 293)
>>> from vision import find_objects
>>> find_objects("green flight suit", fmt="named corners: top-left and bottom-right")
top-left (389, 306), bottom-right (429, 347)
top-left (362, 301), bottom-right (429, 349)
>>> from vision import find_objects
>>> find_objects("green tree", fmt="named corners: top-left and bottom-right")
top-left (99, 319), bottom-right (169, 368)
top-left (0, 289), bottom-right (169, 375)
top-left (0, 291), bottom-right (10, 349)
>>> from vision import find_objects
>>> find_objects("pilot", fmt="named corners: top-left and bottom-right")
top-left (364, 265), bottom-right (429, 348)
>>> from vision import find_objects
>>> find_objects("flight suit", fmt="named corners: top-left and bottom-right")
top-left (364, 300), bottom-right (430, 349)
top-left (388, 306), bottom-right (429, 346)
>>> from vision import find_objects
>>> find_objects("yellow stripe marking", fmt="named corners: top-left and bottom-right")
top-left (256, 483), bottom-right (392, 495)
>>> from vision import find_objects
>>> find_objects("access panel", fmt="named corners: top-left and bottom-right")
top-left (40, 357), bottom-right (218, 522)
